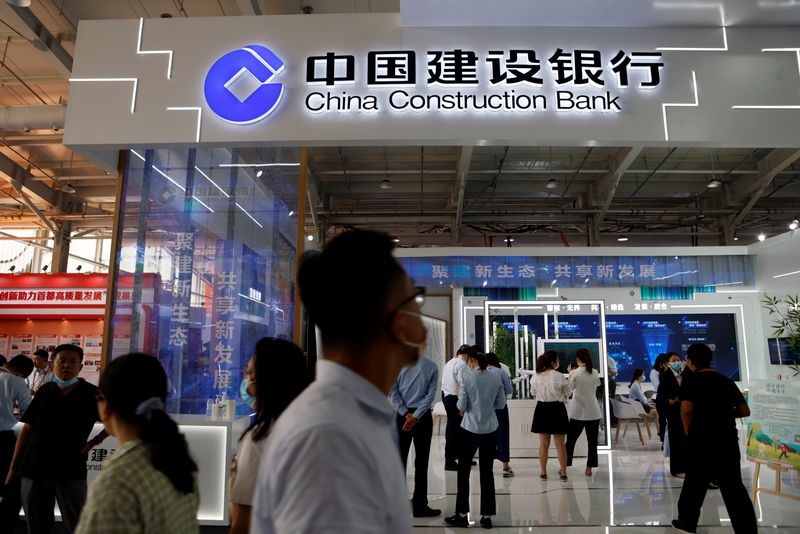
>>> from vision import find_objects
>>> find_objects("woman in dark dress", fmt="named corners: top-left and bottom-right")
top-left (657, 353), bottom-right (687, 477)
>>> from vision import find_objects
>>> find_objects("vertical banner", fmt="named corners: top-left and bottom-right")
top-left (746, 380), bottom-right (800, 470)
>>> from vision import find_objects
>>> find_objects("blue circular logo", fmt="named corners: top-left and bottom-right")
top-left (204, 45), bottom-right (285, 124)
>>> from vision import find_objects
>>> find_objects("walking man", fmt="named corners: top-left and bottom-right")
top-left (672, 343), bottom-right (757, 534)
top-left (441, 345), bottom-right (470, 470)
top-left (390, 355), bottom-right (440, 517)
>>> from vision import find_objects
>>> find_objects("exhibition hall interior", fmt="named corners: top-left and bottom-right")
top-left (0, 0), bottom-right (799, 533)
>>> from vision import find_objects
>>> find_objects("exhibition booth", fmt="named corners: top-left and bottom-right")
top-left (56, 10), bottom-right (800, 525)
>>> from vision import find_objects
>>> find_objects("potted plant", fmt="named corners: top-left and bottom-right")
top-left (762, 294), bottom-right (800, 378)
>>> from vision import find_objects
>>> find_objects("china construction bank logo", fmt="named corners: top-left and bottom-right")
top-left (204, 45), bottom-right (285, 124)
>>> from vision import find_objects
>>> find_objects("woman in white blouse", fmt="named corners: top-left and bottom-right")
top-left (531, 351), bottom-right (570, 481)
top-left (565, 348), bottom-right (602, 476)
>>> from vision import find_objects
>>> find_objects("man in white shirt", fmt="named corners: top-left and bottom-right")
top-left (252, 230), bottom-right (427, 534)
top-left (441, 344), bottom-right (470, 470)
top-left (27, 350), bottom-right (53, 395)
top-left (0, 355), bottom-right (34, 525)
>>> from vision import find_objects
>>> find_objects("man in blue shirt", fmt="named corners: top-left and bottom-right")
top-left (0, 355), bottom-right (34, 528)
top-left (390, 356), bottom-right (440, 517)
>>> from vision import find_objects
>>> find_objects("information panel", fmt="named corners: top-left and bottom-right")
top-left (746, 380), bottom-right (800, 470)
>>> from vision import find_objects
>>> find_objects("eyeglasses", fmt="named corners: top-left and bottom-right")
top-left (387, 286), bottom-right (426, 324)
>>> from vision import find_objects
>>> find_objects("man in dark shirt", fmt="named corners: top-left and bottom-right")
top-left (5, 344), bottom-right (108, 534)
top-left (672, 343), bottom-right (756, 534)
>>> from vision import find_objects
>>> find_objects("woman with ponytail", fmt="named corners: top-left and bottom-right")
top-left (75, 353), bottom-right (199, 534)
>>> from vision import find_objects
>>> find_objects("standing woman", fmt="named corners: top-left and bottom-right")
top-left (486, 352), bottom-right (514, 477)
top-left (565, 348), bottom-right (602, 476)
top-left (229, 338), bottom-right (310, 534)
top-left (75, 353), bottom-right (198, 534)
top-left (657, 353), bottom-right (687, 477)
top-left (445, 351), bottom-right (506, 530)
top-left (650, 354), bottom-right (667, 441)
top-left (532, 351), bottom-right (570, 481)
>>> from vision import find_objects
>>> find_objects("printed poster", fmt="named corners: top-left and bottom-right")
top-left (59, 334), bottom-right (83, 347)
top-left (35, 334), bottom-right (58, 354)
top-left (0, 334), bottom-right (8, 357)
top-left (746, 379), bottom-right (800, 470)
top-left (80, 335), bottom-right (103, 385)
top-left (10, 334), bottom-right (33, 357)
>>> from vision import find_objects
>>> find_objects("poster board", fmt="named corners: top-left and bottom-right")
top-left (746, 380), bottom-right (800, 470)
top-left (35, 334), bottom-right (58, 354)
top-left (80, 335), bottom-right (103, 385)
top-left (0, 334), bottom-right (8, 357)
top-left (537, 338), bottom-right (604, 376)
top-left (10, 334), bottom-right (33, 357)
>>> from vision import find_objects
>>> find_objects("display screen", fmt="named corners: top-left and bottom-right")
top-left (768, 338), bottom-right (800, 365)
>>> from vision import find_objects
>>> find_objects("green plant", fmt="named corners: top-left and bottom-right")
top-left (762, 294), bottom-right (800, 377)
top-left (491, 325), bottom-right (518, 395)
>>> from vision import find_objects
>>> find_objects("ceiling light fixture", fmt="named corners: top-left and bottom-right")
top-left (617, 236), bottom-right (629, 242)
top-left (8, 265), bottom-right (15, 272)
top-left (790, 219), bottom-right (799, 230)
top-left (256, 170), bottom-right (263, 178)
top-left (545, 178), bottom-right (559, 189)
top-left (758, 233), bottom-right (766, 242)
top-left (306, 235), bottom-right (314, 242)
top-left (380, 179), bottom-right (392, 190)
top-left (392, 238), bottom-right (400, 243)
top-left (42, 265), bottom-right (49, 272)
top-left (61, 183), bottom-right (76, 194)
top-left (288, 210), bottom-right (295, 217)
top-left (706, 178), bottom-right (722, 189)
top-left (6, 0), bottom-right (32, 7)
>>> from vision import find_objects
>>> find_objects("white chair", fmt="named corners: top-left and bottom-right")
top-left (610, 399), bottom-right (645, 445)
top-left (627, 400), bottom-right (656, 440)
top-left (432, 401), bottom-right (447, 435)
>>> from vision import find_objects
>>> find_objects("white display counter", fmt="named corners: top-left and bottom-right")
top-left (509, 399), bottom-right (592, 458)
top-left (16, 415), bottom-right (250, 526)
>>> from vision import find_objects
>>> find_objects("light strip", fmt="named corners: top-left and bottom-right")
top-left (218, 163), bottom-right (300, 168)
top-left (137, 18), bottom-right (174, 79)
top-left (661, 71), bottom-right (699, 141)
top-left (194, 166), bottom-right (229, 198)
top-left (732, 105), bottom-right (800, 109)
top-left (130, 149), bottom-right (145, 161)
top-left (773, 269), bottom-right (800, 279)
top-left (707, 281), bottom-right (743, 287)
top-left (235, 202), bottom-right (263, 228)
top-left (669, 304), bottom-right (750, 384)
top-left (191, 196), bottom-right (214, 213)
top-left (69, 78), bottom-right (138, 113)
top-left (166, 107), bottom-right (202, 143)
top-left (657, 26), bottom-right (728, 51)
top-left (153, 165), bottom-right (186, 192)
top-left (652, 268), bottom-right (698, 281)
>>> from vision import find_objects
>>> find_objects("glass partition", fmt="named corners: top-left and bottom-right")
top-left (109, 147), bottom-right (299, 414)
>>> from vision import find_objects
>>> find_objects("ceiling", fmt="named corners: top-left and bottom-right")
top-left (0, 0), bottom-right (798, 251)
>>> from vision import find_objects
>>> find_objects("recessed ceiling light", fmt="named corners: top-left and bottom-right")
top-left (790, 219), bottom-right (799, 230)
top-left (380, 179), bottom-right (392, 190)
top-left (545, 178), bottom-right (559, 189)
top-left (758, 233), bottom-right (766, 242)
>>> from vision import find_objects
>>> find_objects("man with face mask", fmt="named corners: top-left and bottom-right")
top-left (390, 350), bottom-right (439, 518)
top-left (252, 230), bottom-right (426, 534)
top-left (5, 344), bottom-right (108, 534)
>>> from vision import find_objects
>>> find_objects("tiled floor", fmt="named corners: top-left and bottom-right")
top-left (410, 432), bottom-right (800, 532)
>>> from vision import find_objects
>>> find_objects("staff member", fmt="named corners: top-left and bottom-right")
top-left (441, 344), bottom-right (470, 471)
top-left (445, 351), bottom-right (506, 530)
top-left (657, 352), bottom-right (687, 477)
top-left (565, 348), bottom-right (602, 477)
top-left (390, 355), bottom-right (440, 518)
top-left (27, 350), bottom-right (53, 395)
top-left (532, 351), bottom-right (570, 481)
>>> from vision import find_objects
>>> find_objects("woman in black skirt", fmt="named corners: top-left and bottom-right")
top-left (531, 350), bottom-right (570, 481)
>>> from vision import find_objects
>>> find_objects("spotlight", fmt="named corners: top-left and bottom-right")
top-left (8, 265), bottom-right (15, 272)
top-left (790, 219), bottom-right (799, 231)
top-left (545, 178), bottom-right (559, 189)
top-left (76, 265), bottom-right (82, 271)
top-left (256, 170), bottom-right (263, 178)
top-left (288, 210), bottom-right (295, 217)
top-left (504, 237), bottom-right (514, 243)
top-left (61, 183), bottom-right (76, 194)
top-left (380, 179), bottom-right (392, 190)
top-left (306, 235), bottom-right (314, 242)
top-left (392, 238), bottom-right (400, 243)
top-left (758, 233), bottom-right (766, 242)
top-left (617, 236), bottom-right (629, 242)
top-left (42, 265), bottom-right (49, 272)
top-left (707, 178), bottom-right (722, 189)
top-left (6, 0), bottom-right (32, 7)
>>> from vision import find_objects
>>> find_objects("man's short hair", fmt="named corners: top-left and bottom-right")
top-left (456, 344), bottom-right (472, 356)
top-left (298, 230), bottom-right (405, 348)
top-left (8, 355), bottom-right (34, 377)
top-left (686, 343), bottom-right (712, 369)
top-left (52, 344), bottom-right (84, 362)
top-left (33, 349), bottom-right (49, 359)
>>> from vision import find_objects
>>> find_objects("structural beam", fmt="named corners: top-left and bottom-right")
top-left (306, 170), bottom-right (323, 231)
top-left (590, 146), bottom-right (643, 243)
top-left (731, 148), bottom-right (800, 229)
top-left (452, 146), bottom-right (473, 244)
top-left (7, 5), bottom-right (73, 76)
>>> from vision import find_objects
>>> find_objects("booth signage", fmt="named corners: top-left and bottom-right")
top-left (399, 254), bottom-right (755, 288)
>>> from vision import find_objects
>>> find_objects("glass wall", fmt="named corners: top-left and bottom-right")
top-left (109, 147), bottom-right (299, 414)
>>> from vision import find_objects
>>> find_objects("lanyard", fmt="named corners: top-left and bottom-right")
top-left (33, 370), bottom-right (49, 390)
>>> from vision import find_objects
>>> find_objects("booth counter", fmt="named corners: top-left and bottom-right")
top-left (17, 415), bottom-right (249, 526)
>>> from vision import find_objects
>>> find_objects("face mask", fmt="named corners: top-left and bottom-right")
top-left (240, 378), bottom-right (255, 409)
top-left (53, 375), bottom-right (79, 389)
top-left (397, 310), bottom-right (428, 356)
top-left (670, 362), bottom-right (682, 371)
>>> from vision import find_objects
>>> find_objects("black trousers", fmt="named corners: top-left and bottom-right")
top-left (456, 430), bottom-right (497, 516)
top-left (666, 406), bottom-right (688, 475)
top-left (608, 380), bottom-right (617, 424)
top-left (677, 447), bottom-right (757, 533)
top-left (0, 430), bottom-right (22, 530)
top-left (494, 406), bottom-right (510, 463)
top-left (443, 394), bottom-right (463, 463)
top-left (565, 419), bottom-right (600, 468)
top-left (396, 410), bottom-right (433, 509)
